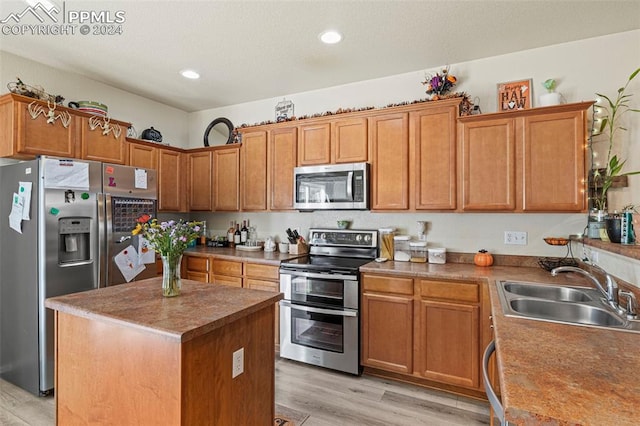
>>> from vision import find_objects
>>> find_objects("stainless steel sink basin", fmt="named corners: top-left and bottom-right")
top-left (509, 298), bottom-right (625, 327)
top-left (503, 282), bottom-right (593, 302)
top-left (497, 281), bottom-right (640, 333)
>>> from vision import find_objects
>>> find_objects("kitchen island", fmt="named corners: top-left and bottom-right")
top-left (45, 278), bottom-right (282, 425)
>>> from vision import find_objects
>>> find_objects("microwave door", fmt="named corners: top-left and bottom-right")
top-left (346, 171), bottom-right (353, 202)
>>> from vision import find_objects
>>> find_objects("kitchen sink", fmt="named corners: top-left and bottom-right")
top-left (509, 298), bottom-right (625, 327)
top-left (502, 282), bottom-right (594, 302)
top-left (497, 281), bottom-right (640, 333)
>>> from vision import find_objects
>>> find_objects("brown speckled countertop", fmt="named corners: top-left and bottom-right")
top-left (45, 278), bottom-right (283, 343)
top-left (360, 261), bottom-right (640, 425)
top-left (184, 246), bottom-right (299, 265)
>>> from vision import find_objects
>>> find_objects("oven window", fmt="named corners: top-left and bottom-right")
top-left (291, 277), bottom-right (344, 308)
top-left (291, 308), bottom-right (344, 353)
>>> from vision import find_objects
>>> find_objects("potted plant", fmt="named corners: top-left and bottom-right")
top-left (591, 67), bottom-right (640, 213)
top-left (539, 78), bottom-right (562, 106)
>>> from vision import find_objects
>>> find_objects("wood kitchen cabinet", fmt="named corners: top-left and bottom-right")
top-left (128, 141), bottom-right (157, 169)
top-left (211, 259), bottom-right (243, 287)
top-left (240, 130), bottom-right (268, 211)
top-left (269, 126), bottom-right (297, 210)
top-left (213, 145), bottom-right (240, 211)
top-left (361, 274), bottom-right (414, 373)
top-left (415, 279), bottom-right (480, 389)
top-left (458, 101), bottom-right (591, 212)
top-left (244, 262), bottom-right (281, 348)
top-left (0, 94), bottom-right (77, 159)
top-left (369, 112), bottom-right (410, 210)
top-left (297, 118), bottom-right (368, 166)
top-left (79, 116), bottom-right (129, 164)
top-left (188, 150), bottom-right (213, 211)
top-left (184, 255), bottom-right (210, 283)
top-left (410, 101), bottom-right (458, 210)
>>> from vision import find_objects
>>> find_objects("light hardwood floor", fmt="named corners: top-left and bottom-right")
top-left (0, 358), bottom-right (489, 425)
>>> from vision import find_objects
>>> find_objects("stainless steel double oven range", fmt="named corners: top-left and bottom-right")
top-left (279, 229), bottom-right (378, 375)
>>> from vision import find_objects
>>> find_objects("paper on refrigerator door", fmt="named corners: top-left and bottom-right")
top-left (137, 236), bottom-right (156, 265)
top-left (18, 182), bottom-right (32, 220)
top-left (43, 159), bottom-right (90, 190)
top-left (8, 192), bottom-right (24, 234)
top-left (134, 169), bottom-right (148, 189)
top-left (114, 245), bottom-right (146, 282)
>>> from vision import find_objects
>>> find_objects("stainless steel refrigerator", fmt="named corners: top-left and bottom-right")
top-left (0, 156), bottom-right (157, 396)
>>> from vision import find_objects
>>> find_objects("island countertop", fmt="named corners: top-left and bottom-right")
top-left (45, 278), bottom-right (283, 343)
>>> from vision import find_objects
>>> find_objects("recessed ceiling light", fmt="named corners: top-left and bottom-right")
top-left (319, 30), bottom-right (342, 44)
top-left (180, 69), bottom-right (200, 79)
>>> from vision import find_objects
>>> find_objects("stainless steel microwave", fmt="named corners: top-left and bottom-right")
top-left (294, 162), bottom-right (369, 210)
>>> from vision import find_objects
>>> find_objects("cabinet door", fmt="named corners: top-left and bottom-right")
top-left (460, 118), bottom-right (516, 211)
top-left (128, 142), bottom-right (157, 169)
top-left (80, 117), bottom-right (127, 164)
top-left (416, 299), bottom-right (479, 389)
top-left (213, 146), bottom-right (240, 211)
top-left (269, 127), bottom-right (297, 210)
top-left (246, 278), bottom-right (280, 347)
top-left (188, 151), bottom-right (213, 211)
top-left (213, 275), bottom-right (243, 287)
top-left (298, 122), bottom-right (331, 165)
top-left (13, 100), bottom-right (77, 158)
top-left (361, 274), bottom-right (414, 373)
top-left (522, 110), bottom-right (586, 211)
top-left (241, 131), bottom-right (268, 211)
top-left (412, 106), bottom-right (457, 210)
top-left (158, 149), bottom-right (184, 212)
top-left (369, 113), bottom-right (409, 210)
top-left (332, 118), bottom-right (368, 163)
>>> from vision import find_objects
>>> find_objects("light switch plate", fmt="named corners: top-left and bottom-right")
top-left (504, 231), bottom-right (527, 245)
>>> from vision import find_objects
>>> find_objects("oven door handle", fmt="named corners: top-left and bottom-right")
top-left (280, 301), bottom-right (358, 317)
top-left (280, 270), bottom-right (357, 282)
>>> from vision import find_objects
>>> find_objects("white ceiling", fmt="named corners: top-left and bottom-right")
top-left (1, 0), bottom-right (639, 112)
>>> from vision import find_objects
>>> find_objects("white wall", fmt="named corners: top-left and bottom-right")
top-left (0, 51), bottom-right (189, 146)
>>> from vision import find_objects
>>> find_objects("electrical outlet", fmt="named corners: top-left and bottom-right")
top-left (232, 348), bottom-right (244, 378)
top-left (504, 231), bottom-right (527, 245)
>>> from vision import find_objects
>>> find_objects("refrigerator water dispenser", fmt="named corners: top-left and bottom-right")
top-left (58, 218), bottom-right (92, 264)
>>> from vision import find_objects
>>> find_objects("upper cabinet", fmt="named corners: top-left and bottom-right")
top-left (188, 150), bottom-right (213, 211)
top-left (79, 116), bottom-right (128, 164)
top-left (369, 112), bottom-right (410, 210)
top-left (410, 102), bottom-right (458, 210)
top-left (213, 145), bottom-right (240, 211)
top-left (240, 130), bottom-right (268, 211)
top-left (458, 102), bottom-right (591, 212)
top-left (0, 94), bottom-right (77, 159)
top-left (269, 126), bottom-right (297, 210)
top-left (297, 117), bottom-right (368, 166)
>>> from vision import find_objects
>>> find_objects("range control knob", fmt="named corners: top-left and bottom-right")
top-left (355, 234), bottom-right (362, 242)
top-left (364, 235), bottom-right (372, 243)
top-left (312, 233), bottom-right (320, 240)
top-left (321, 233), bottom-right (326, 240)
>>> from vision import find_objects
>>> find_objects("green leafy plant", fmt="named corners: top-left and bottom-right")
top-left (542, 78), bottom-right (556, 93)
top-left (591, 67), bottom-right (640, 211)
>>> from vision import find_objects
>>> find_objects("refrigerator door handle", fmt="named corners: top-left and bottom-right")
top-left (98, 193), bottom-right (108, 288)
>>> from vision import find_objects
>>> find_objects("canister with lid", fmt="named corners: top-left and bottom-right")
top-left (409, 241), bottom-right (428, 263)
top-left (378, 228), bottom-right (395, 260)
top-left (393, 235), bottom-right (411, 262)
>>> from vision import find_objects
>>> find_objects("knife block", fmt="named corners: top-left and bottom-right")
top-left (289, 240), bottom-right (309, 255)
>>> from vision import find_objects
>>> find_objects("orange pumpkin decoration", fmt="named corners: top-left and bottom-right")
top-left (474, 249), bottom-right (494, 267)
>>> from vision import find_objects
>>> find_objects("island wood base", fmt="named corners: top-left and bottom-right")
top-left (54, 305), bottom-right (275, 425)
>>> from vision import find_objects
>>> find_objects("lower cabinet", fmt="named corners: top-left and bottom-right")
top-left (361, 273), bottom-right (486, 393)
top-left (211, 259), bottom-right (243, 287)
top-left (184, 255), bottom-right (210, 283)
top-left (244, 262), bottom-right (281, 349)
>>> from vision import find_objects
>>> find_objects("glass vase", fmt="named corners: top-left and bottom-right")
top-left (161, 254), bottom-right (182, 297)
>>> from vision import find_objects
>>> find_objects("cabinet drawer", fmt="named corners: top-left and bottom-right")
top-left (186, 271), bottom-right (209, 283)
top-left (362, 275), bottom-right (413, 295)
top-left (212, 259), bottom-right (242, 277)
top-left (185, 256), bottom-right (209, 272)
top-left (419, 280), bottom-right (479, 304)
top-left (214, 275), bottom-right (243, 287)
top-left (245, 263), bottom-right (279, 281)
top-left (245, 278), bottom-right (278, 292)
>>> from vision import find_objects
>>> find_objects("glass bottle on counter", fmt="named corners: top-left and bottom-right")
top-left (199, 220), bottom-right (207, 245)
top-left (227, 221), bottom-right (235, 248)
top-left (241, 220), bottom-right (248, 244)
top-left (234, 223), bottom-right (241, 245)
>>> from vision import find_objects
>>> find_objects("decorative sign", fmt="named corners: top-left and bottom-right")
top-left (275, 98), bottom-right (294, 122)
top-left (497, 79), bottom-right (532, 112)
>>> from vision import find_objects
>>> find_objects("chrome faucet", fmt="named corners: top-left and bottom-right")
top-left (551, 265), bottom-right (621, 312)
top-left (619, 291), bottom-right (638, 319)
